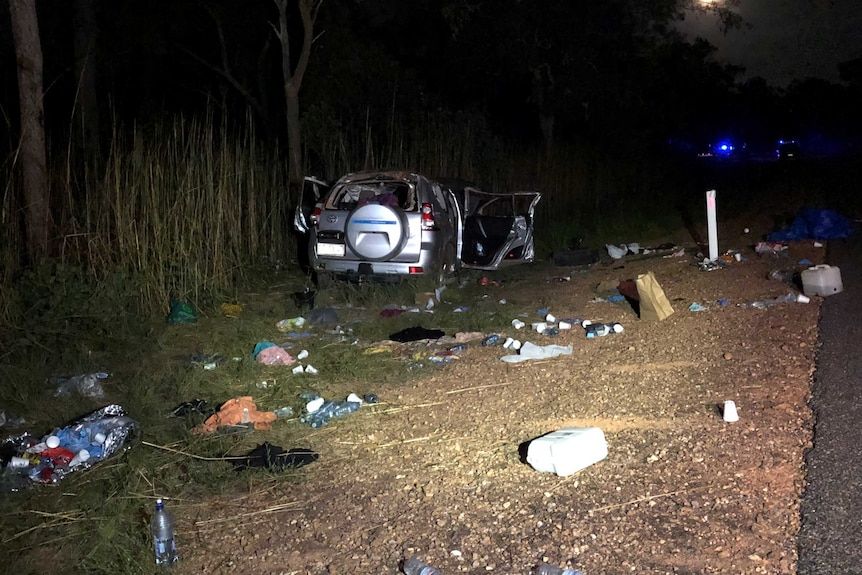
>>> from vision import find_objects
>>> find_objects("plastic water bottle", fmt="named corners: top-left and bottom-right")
top-left (584, 322), bottom-right (623, 338)
top-left (151, 498), bottom-right (178, 567)
top-left (402, 557), bottom-right (442, 575)
top-left (534, 562), bottom-right (585, 575)
top-left (482, 334), bottom-right (500, 346)
top-left (304, 400), bottom-right (360, 427)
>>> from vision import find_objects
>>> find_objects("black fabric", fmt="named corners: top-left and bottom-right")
top-left (389, 326), bottom-right (445, 342)
top-left (170, 399), bottom-right (212, 417)
top-left (231, 443), bottom-right (319, 472)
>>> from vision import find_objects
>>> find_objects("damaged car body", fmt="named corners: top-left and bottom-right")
top-left (295, 170), bottom-right (541, 287)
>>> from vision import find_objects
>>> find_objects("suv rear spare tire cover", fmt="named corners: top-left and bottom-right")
top-left (344, 203), bottom-right (409, 261)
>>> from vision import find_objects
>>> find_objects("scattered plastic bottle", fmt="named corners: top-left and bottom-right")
top-left (304, 399), bottom-right (360, 428)
top-left (28, 458), bottom-right (58, 483)
top-left (583, 321), bottom-right (624, 338)
top-left (51, 372), bottom-right (109, 398)
top-left (69, 449), bottom-right (90, 467)
top-left (482, 334), bottom-right (500, 346)
top-left (449, 344), bottom-right (468, 354)
top-left (534, 562), bottom-right (585, 575)
top-left (403, 557), bottom-right (442, 575)
top-left (151, 498), bottom-right (178, 567)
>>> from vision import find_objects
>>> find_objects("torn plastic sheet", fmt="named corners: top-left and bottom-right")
top-left (500, 342), bottom-right (573, 363)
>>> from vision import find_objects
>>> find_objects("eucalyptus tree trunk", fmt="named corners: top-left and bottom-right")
top-left (274, 0), bottom-right (319, 195)
top-left (9, 0), bottom-right (50, 260)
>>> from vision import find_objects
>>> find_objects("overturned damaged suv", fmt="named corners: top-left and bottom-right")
top-left (294, 170), bottom-right (541, 287)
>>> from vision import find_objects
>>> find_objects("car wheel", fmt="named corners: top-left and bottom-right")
top-left (344, 204), bottom-right (409, 262)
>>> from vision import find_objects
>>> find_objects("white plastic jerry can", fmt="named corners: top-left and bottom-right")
top-left (801, 264), bottom-right (843, 297)
top-left (526, 427), bottom-right (608, 477)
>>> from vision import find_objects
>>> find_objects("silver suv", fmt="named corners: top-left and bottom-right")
top-left (295, 170), bottom-right (541, 286)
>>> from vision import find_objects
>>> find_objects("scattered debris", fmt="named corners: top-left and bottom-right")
top-left (190, 352), bottom-right (226, 370)
top-left (307, 307), bottom-right (339, 324)
top-left (1, 405), bottom-right (138, 490)
top-left (219, 303), bottom-right (244, 317)
top-left (253, 342), bottom-right (296, 366)
top-left (167, 300), bottom-right (197, 324)
top-left (192, 397), bottom-right (277, 434)
top-left (636, 272), bottom-right (675, 321)
top-left (389, 326), bottom-right (446, 343)
top-left (526, 427), bottom-right (608, 477)
top-left (170, 399), bottom-right (213, 417)
top-left (0, 409), bottom-right (25, 429)
top-left (49, 372), bottom-right (109, 399)
top-left (500, 342), bottom-right (573, 363)
top-left (767, 208), bottom-right (854, 242)
top-left (754, 241), bottom-right (788, 256)
top-left (276, 317), bottom-right (306, 332)
top-left (231, 443), bottom-right (318, 472)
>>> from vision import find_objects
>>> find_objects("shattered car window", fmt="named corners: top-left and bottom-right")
top-left (329, 182), bottom-right (416, 211)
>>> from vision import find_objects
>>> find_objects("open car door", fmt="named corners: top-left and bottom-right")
top-left (459, 187), bottom-right (542, 270)
top-left (293, 176), bottom-right (331, 234)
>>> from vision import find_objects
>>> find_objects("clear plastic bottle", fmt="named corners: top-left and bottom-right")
top-left (584, 322), bottom-right (623, 338)
top-left (304, 400), bottom-right (360, 428)
top-left (482, 334), bottom-right (500, 346)
top-left (534, 562), bottom-right (585, 575)
top-left (151, 498), bottom-right (178, 567)
top-left (402, 557), bottom-right (442, 575)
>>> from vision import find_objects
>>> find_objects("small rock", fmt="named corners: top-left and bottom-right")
top-left (723, 352), bottom-right (733, 360)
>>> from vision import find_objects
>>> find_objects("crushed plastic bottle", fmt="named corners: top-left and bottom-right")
top-left (402, 557), bottom-right (442, 575)
top-left (302, 399), bottom-right (360, 428)
top-left (448, 344), bottom-right (468, 354)
top-left (534, 562), bottom-right (585, 575)
top-left (750, 292), bottom-right (805, 309)
top-left (482, 334), bottom-right (501, 346)
top-left (50, 372), bottom-right (109, 398)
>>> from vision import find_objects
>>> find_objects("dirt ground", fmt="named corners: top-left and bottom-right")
top-left (178, 219), bottom-right (823, 575)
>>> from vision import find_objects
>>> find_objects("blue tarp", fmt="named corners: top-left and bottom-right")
top-left (767, 208), bottom-right (854, 242)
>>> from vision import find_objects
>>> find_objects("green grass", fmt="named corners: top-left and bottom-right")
top-left (1, 263), bottom-right (556, 574)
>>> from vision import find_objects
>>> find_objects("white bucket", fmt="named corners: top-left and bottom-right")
top-left (526, 427), bottom-right (608, 477)
top-left (801, 265), bottom-right (843, 297)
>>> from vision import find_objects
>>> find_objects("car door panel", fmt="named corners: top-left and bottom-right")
top-left (460, 190), bottom-right (541, 270)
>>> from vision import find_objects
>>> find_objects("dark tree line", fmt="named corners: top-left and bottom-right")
top-left (4, 0), bottom-right (861, 260)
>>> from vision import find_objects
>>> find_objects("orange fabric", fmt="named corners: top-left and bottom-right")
top-left (192, 396), bottom-right (277, 434)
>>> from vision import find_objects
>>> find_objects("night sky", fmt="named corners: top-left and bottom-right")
top-left (2, 0), bottom-right (861, 159)
top-left (677, 0), bottom-right (862, 86)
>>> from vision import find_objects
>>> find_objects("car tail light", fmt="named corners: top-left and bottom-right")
top-left (310, 205), bottom-right (322, 228)
top-left (409, 266), bottom-right (424, 274)
top-left (421, 203), bottom-right (438, 231)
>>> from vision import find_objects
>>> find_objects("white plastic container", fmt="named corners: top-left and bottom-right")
top-left (526, 427), bottom-right (608, 477)
top-left (801, 265), bottom-right (843, 297)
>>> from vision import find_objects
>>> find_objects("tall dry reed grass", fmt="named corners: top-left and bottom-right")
top-left (1, 104), bottom-right (684, 324)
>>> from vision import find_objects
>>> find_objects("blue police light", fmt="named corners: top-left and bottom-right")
top-left (715, 141), bottom-right (735, 156)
